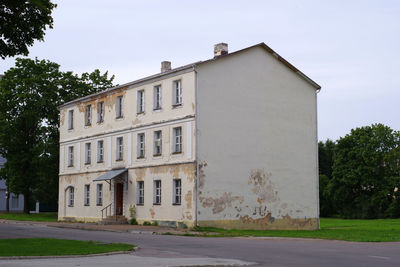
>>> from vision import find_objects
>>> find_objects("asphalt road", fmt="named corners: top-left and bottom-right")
top-left (1, 221), bottom-right (400, 266)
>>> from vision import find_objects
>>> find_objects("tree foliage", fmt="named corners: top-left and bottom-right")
top-left (0, 58), bottom-right (114, 212)
top-left (0, 0), bottom-right (57, 58)
top-left (318, 139), bottom-right (336, 217)
top-left (327, 124), bottom-right (400, 218)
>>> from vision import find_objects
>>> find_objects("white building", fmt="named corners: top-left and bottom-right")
top-left (58, 43), bottom-right (320, 229)
top-left (0, 155), bottom-right (25, 212)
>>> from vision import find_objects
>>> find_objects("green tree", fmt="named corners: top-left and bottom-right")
top-left (0, 58), bottom-right (114, 213)
top-left (318, 139), bottom-right (336, 217)
top-left (0, 0), bottom-right (57, 59)
top-left (327, 124), bottom-right (400, 218)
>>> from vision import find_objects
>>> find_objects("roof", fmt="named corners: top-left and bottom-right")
top-left (60, 42), bottom-right (321, 108)
top-left (0, 155), bottom-right (6, 168)
top-left (92, 168), bottom-right (127, 182)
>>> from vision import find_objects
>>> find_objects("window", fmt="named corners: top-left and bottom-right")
top-left (173, 179), bottom-right (181, 205)
top-left (116, 95), bottom-right (123, 118)
top-left (172, 127), bottom-right (182, 153)
top-left (153, 85), bottom-right (162, 110)
top-left (173, 80), bottom-right (182, 106)
top-left (68, 110), bottom-right (74, 130)
top-left (137, 90), bottom-right (145, 114)
top-left (137, 181), bottom-right (144, 205)
top-left (11, 195), bottom-right (19, 209)
top-left (96, 184), bottom-right (103, 205)
top-left (68, 187), bottom-right (74, 207)
top-left (85, 142), bottom-right (91, 164)
top-left (153, 131), bottom-right (162, 156)
top-left (97, 101), bottom-right (104, 123)
top-left (97, 140), bottom-right (104, 162)
top-left (84, 185), bottom-right (90, 206)
top-left (137, 133), bottom-right (145, 158)
top-left (68, 146), bottom-right (74, 167)
top-left (116, 137), bottom-right (123, 161)
top-left (153, 180), bottom-right (161, 205)
top-left (85, 105), bottom-right (91, 126)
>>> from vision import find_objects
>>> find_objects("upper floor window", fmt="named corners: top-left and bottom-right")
top-left (137, 181), bottom-right (144, 205)
top-left (137, 133), bottom-right (145, 158)
top-left (68, 187), bottom-right (74, 207)
top-left (85, 105), bottom-right (91, 126)
top-left (116, 95), bottom-right (123, 118)
top-left (173, 179), bottom-right (181, 205)
top-left (85, 142), bottom-right (91, 164)
top-left (137, 90), bottom-right (145, 114)
top-left (68, 146), bottom-right (74, 167)
top-left (173, 80), bottom-right (182, 106)
top-left (153, 85), bottom-right (162, 110)
top-left (116, 137), bottom-right (123, 161)
top-left (153, 131), bottom-right (162, 156)
top-left (84, 184), bottom-right (90, 206)
top-left (97, 140), bottom-right (104, 163)
top-left (97, 101), bottom-right (104, 123)
top-left (68, 110), bottom-right (74, 130)
top-left (172, 127), bottom-right (182, 154)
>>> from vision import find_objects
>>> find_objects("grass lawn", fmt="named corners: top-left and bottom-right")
top-left (0, 212), bottom-right (58, 222)
top-left (192, 218), bottom-right (400, 242)
top-left (0, 238), bottom-right (134, 257)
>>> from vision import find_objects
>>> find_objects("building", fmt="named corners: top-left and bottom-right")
top-left (0, 155), bottom-right (25, 212)
top-left (58, 43), bottom-right (321, 229)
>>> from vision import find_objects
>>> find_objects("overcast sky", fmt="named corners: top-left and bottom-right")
top-left (1, 0), bottom-right (399, 141)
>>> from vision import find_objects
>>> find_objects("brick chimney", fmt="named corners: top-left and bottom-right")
top-left (214, 43), bottom-right (228, 57)
top-left (161, 61), bottom-right (171, 73)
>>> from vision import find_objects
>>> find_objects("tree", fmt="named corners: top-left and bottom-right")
top-left (318, 139), bottom-right (336, 217)
top-left (327, 124), bottom-right (400, 218)
top-left (0, 0), bottom-right (57, 59)
top-left (0, 58), bottom-right (115, 213)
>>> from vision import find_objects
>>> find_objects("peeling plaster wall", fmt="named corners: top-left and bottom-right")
top-left (196, 47), bottom-right (319, 230)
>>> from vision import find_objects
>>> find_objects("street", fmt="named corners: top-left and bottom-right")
top-left (0, 221), bottom-right (399, 266)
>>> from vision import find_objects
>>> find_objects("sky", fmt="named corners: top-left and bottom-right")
top-left (1, 0), bottom-right (399, 141)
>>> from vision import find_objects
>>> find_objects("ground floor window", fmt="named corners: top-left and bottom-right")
top-left (173, 179), bottom-right (181, 205)
top-left (153, 180), bottom-right (161, 205)
top-left (97, 184), bottom-right (103, 206)
top-left (137, 181), bottom-right (144, 205)
top-left (84, 185), bottom-right (90, 206)
top-left (68, 187), bottom-right (74, 207)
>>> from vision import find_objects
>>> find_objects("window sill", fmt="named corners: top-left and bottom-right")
top-left (68, 205), bottom-right (74, 207)
top-left (136, 112), bottom-right (145, 116)
top-left (137, 156), bottom-right (145, 159)
top-left (153, 203), bottom-right (161, 206)
top-left (84, 162), bottom-right (91, 165)
top-left (153, 154), bottom-right (162, 157)
top-left (136, 203), bottom-right (144, 206)
top-left (116, 159), bottom-right (123, 162)
top-left (84, 124), bottom-right (91, 127)
top-left (84, 204), bottom-right (90, 206)
top-left (153, 107), bottom-right (162, 111)
top-left (97, 160), bottom-right (104, 163)
top-left (97, 121), bottom-right (104, 124)
top-left (172, 104), bottom-right (182, 108)
top-left (67, 165), bottom-right (74, 167)
top-left (172, 151), bottom-right (182, 155)
top-left (96, 204), bottom-right (103, 206)
top-left (172, 203), bottom-right (181, 206)
top-left (116, 116), bottom-right (124, 120)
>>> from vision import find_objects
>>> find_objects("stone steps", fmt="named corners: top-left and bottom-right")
top-left (98, 215), bottom-right (128, 225)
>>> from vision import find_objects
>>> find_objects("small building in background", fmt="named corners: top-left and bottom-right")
top-left (0, 155), bottom-right (24, 212)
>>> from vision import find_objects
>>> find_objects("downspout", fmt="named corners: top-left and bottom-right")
top-left (193, 64), bottom-right (199, 227)
top-left (315, 87), bottom-right (321, 229)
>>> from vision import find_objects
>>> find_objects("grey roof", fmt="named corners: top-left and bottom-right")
top-left (93, 168), bottom-right (127, 182)
top-left (0, 155), bottom-right (6, 168)
top-left (59, 42), bottom-right (321, 109)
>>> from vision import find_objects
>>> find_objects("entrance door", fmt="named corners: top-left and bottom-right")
top-left (115, 183), bottom-right (123, 215)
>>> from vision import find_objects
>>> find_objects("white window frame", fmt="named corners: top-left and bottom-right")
top-left (153, 130), bottom-right (162, 156)
top-left (68, 146), bottom-right (74, 167)
top-left (84, 184), bottom-right (90, 206)
top-left (85, 142), bottom-right (91, 164)
top-left (173, 179), bottom-right (182, 205)
top-left (137, 133), bottom-right (145, 158)
top-left (116, 137), bottom-right (123, 161)
top-left (173, 80), bottom-right (182, 106)
top-left (137, 90), bottom-right (145, 114)
top-left (137, 181), bottom-right (144, 205)
top-left (172, 127), bottom-right (182, 153)
top-left (85, 105), bottom-right (91, 126)
top-left (153, 180), bottom-right (161, 205)
top-left (96, 184), bottom-right (103, 206)
top-left (116, 95), bottom-right (123, 118)
top-left (68, 110), bottom-right (74, 130)
top-left (68, 187), bottom-right (74, 207)
top-left (153, 85), bottom-right (162, 110)
top-left (97, 101), bottom-right (104, 123)
top-left (97, 140), bottom-right (104, 163)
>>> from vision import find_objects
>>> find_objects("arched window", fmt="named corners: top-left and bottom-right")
top-left (68, 187), bottom-right (74, 207)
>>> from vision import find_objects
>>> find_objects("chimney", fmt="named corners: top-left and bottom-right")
top-left (214, 43), bottom-right (228, 57)
top-left (161, 61), bottom-right (171, 73)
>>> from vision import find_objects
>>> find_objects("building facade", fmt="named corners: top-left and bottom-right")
top-left (0, 155), bottom-right (25, 212)
top-left (58, 43), bottom-right (321, 229)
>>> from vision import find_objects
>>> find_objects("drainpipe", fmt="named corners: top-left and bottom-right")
top-left (315, 87), bottom-right (321, 230)
top-left (193, 64), bottom-right (199, 227)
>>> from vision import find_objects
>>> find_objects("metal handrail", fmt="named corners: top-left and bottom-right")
top-left (101, 203), bottom-right (112, 219)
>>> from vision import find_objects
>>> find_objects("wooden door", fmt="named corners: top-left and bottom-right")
top-left (115, 183), bottom-right (123, 215)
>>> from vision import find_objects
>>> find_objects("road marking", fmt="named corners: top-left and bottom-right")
top-left (368, 255), bottom-right (390, 260)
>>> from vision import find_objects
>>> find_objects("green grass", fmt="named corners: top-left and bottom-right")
top-left (193, 218), bottom-right (400, 242)
top-left (0, 212), bottom-right (58, 222)
top-left (0, 238), bottom-right (134, 257)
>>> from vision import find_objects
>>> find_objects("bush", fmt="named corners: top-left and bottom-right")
top-left (151, 221), bottom-right (158, 226)
top-left (129, 218), bottom-right (138, 225)
top-left (143, 221), bottom-right (151, 226)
